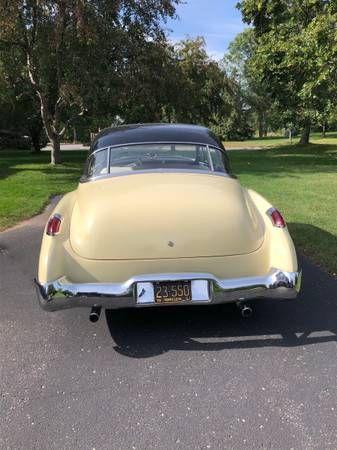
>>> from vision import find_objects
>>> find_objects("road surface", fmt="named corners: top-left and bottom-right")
top-left (1, 204), bottom-right (337, 449)
top-left (42, 143), bottom-right (89, 152)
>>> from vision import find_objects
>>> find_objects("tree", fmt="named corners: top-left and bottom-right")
top-left (237, 0), bottom-right (337, 144)
top-left (224, 28), bottom-right (275, 137)
top-left (169, 37), bottom-right (252, 139)
top-left (0, 0), bottom-right (180, 164)
top-left (172, 38), bottom-right (231, 125)
top-left (0, 51), bottom-right (46, 151)
top-left (115, 39), bottom-right (181, 124)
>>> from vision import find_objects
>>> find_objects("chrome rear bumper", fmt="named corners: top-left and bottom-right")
top-left (34, 269), bottom-right (301, 312)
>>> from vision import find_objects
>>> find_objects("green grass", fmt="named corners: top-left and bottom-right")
top-left (0, 150), bottom-right (86, 230)
top-left (225, 131), bottom-right (337, 149)
top-left (0, 141), bottom-right (337, 274)
top-left (230, 143), bottom-right (337, 275)
top-left (225, 135), bottom-right (291, 148)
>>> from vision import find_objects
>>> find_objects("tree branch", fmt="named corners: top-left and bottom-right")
top-left (55, 2), bottom-right (67, 111)
top-left (59, 107), bottom-right (86, 137)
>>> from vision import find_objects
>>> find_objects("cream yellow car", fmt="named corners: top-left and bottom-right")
top-left (35, 124), bottom-right (301, 322)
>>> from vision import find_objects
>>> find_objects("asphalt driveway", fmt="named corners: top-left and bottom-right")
top-left (1, 204), bottom-right (337, 449)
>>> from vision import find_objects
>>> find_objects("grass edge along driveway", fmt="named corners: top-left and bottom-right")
top-left (0, 143), bottom-right (336, 275)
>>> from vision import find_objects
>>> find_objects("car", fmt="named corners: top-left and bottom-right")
top-left (35, 123), bottom-right (301, 322)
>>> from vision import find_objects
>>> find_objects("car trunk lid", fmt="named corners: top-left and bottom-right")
top-left (70, 173), bottom-right (265, 260)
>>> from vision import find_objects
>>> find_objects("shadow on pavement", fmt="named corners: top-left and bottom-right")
top-left (106, 256), bottom-right (337, 358)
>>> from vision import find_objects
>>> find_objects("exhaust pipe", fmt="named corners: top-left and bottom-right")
top-left (236, 302), bottom-right (253, 318)
top-left (241, 305), bottom-right (253, 318)
top-left (89, 306), bottom-right (101, 323)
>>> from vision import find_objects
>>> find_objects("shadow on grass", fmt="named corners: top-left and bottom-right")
top-left (231, 143), bottom-right (337, 178)
top-left (106, 240), bottom-right (337, 358)
top-left (289, 223), bottom-right (337, 275)
top-left (248, 135), bottom-right (290, 142)
top-left (0, 149), bottom-right (86, 181)
top-left (312, 132), bottom-right (337, 140)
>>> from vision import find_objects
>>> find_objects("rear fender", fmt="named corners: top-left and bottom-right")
top-left (38, 191), bottom-right (76, 284)
top-left (246, 189), bottom-right (298, 273)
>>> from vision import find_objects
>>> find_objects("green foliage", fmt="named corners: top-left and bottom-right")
top-left (0, 2), bottom-right (259, 152)
top-left (171, 37), bottom-right (252, 139)
top-left (6, 0), bottom-right (336, 151)
top-left (0, 52), bottom-right (46, 151)
top-left (237, 0), bottom-right (337, 143)
top-left (0, 0), bottom-right (181, 163)
top-left (210, 112), bottom-right (254, 141)
top-left (172, 38), bottom-right (228, 123)
top-left (224, 28), bottom-right (275, 137)
top-left (115, 39), bottom-right (181, 124)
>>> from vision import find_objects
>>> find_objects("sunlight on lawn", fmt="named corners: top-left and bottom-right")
top-left (230, 142), bottom-right (337, 274)
top-left (0, 142), bottom-right (336, 275)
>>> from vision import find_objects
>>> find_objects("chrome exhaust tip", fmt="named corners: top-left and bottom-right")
top-left (236, 301), bottom-right (253, 318)
top-left (89, 306), bottom-right (101, 323)
top-left (241, 305), bottom-right (253, 318)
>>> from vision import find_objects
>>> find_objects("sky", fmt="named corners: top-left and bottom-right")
top-left (166, 0), bottom-right (246, 60)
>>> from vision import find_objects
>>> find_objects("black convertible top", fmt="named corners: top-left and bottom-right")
top-left (90, 123), bottom-right (225, 153)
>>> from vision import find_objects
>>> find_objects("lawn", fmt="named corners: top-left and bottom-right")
top-left (224, 131), bottom-right (337, 149)
top-left (0, 140), bottom-right (336, 274)
top-left (0, 150), bottom-right (86, 230)
top-left (230, 142), bottom-right (337, 275)
top-left (225, 135), bottom-right (291, 149)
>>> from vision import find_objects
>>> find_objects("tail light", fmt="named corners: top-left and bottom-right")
top-left (46, 214), bottom-right (62, 236)
top-left (267, 208), bottom-right (286, 228)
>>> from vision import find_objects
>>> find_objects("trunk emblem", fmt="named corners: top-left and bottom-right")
top-left (168, 241), bottom-right (175, 247)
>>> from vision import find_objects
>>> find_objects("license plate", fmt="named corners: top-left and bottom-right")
top-left (154, 280), bottom-right (192, 303)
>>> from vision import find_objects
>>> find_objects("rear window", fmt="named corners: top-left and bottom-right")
top-left (83, 143), bottom-right (229, 179)
top-left (84, 148), bottom-right (109, 178)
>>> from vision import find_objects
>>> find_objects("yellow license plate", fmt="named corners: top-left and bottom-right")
top-left (154, 280), bottom-right (192, 303)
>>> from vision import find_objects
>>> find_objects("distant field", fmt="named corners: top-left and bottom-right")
top-left (1, 137), bottom-right (337, 274)
top-left (225, 131), bottom-right (337, 149)
top-left (225, 136), bottom-right (291, 149)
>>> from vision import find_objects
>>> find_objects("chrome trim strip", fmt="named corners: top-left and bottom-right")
top-left (88, 146), bottom-right (109, 157)
top-left (80, 169), bottom-right (230, 183)
top-left (206, 145), bottom-right (214, 171)
top-left (35, 268), bottom-right (302, 312)
top-left (91, 141), bottom-right (225, 156)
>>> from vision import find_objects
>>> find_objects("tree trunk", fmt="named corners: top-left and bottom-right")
top-left (322, 123), bottom-right (326, 137)
top-left (29, 127), bottom-right (43, 153)
top-left (300, 121), bottom-right (311, 145)
top-left (73, 126), bottom-right (77, 144)
top-left (258, 113), bottom-right (264, 138)
top-left (31, 135), bottom-right (41, 153)
top-left (38, 98), bottom-right (63, 164)
top-left (50, 135), bottom-right (62, 164)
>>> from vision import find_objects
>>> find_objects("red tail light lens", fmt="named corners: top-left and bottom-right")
top-left (267, 208), bottom-right (286, 228)
top-left (46, 214), bottom-right (62, 236)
